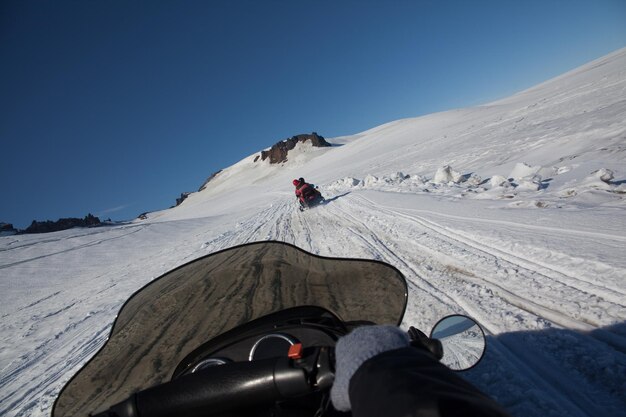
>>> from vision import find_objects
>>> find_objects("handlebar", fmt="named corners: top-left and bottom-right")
top-left (91, 328), bottom-right (441, 417)
top-left (92, 347), bottom-right (334, 417)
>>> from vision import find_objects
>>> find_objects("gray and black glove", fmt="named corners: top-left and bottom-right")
top-left (330, 325), bottom-right (410, 412)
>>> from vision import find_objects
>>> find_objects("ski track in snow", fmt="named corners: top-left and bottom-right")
top-left (361, 197), bottom-right (626, 330)
top-left (0, 227), bottom-right (145, 270)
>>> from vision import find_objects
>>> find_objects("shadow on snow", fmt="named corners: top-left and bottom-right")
top-left (461, 321), bottom-right (626, 417)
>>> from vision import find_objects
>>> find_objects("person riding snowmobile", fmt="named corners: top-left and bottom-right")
top-left (293, 178), bottom-right (322, 209)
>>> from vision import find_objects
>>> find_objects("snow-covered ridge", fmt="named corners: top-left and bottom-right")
top-left (157, 47), bottom-right (625, 222)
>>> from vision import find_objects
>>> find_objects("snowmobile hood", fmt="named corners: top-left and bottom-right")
top-left (53, 241), bottom-right (407, 417)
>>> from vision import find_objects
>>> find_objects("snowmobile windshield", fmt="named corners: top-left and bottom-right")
top-left (53, 241), bottom-right (407, 417)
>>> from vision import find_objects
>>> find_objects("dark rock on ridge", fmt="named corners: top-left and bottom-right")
top-left (23, 214), bottom-right (101, 234)
top-left (175, 192), bottom-right (191, 207)
top-left (1, 223), bottom-right (18, 235)
top-left (259, 132), bottom-right (330, 164)
top-left (198, 133), bottom-right (328, 194)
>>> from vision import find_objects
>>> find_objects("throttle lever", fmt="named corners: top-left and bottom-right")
top-left (408, 326), bottom-right (444, 360)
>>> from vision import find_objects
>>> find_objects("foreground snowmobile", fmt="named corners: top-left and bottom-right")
top-left (52, 241), bottom-right (486, 417)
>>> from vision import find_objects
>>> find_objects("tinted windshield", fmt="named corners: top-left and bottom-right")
top-left (53, 241), bottom-right (407, 416)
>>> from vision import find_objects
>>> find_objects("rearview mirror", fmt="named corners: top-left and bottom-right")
top-left (430, 315), bottom-right (486, 371)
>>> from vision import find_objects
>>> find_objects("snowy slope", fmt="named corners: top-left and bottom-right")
top-left (1, 48), bottom-right (625, 417)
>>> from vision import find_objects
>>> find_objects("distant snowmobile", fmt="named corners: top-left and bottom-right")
top-left (293, 177), bottom-right (325, 211)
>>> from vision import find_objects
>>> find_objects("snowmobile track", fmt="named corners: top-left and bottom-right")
top-left (353, 195), bottom-right (626, 330)
top-left (341, 193), bottom-right (626, 416)
top-left (324, 201), bottom-right (461, 312)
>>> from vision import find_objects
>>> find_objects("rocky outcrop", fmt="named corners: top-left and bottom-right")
top-left (23, 214), bottom-right (101, 234)
top-left (0, 223), bottom-right (18, 236)
top-left (259, 132), bottom-right (331, 164)
top-left (175, 192), bottom-right (191, 207)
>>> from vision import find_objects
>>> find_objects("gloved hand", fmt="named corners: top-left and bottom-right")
top-left (330, 325), bottom-right (410, 412)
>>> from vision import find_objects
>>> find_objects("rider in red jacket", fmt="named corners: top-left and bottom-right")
top-left (293, 178), bottom-right (320, 208)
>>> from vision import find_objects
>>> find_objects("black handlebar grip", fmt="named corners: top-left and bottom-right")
top-left (127, 357), bottom-right (310, 417)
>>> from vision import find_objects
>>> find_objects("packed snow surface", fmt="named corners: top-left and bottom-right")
top-left (2, 49), bottom-right (626, 417)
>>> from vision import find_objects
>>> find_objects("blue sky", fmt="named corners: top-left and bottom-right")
top-left (2, 1), bottom-right (625, 229)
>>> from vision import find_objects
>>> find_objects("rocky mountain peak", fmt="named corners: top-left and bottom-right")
top-left (255, 132), bottom-right (331, 164)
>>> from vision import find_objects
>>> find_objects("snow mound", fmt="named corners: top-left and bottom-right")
top-left (390, 171), bottom-right (410, 182)
top-left (466, 174), bottom-right (483, 187)
top-left (516, 175), bottom-right (543, 191)
top-left (363, 174), bottom-right (380, 187)
top-left (575, 169), bottom-right (617, 191)
top-left (434, 165), bottom-right (463, 184)
top-left (593, 168), bottom-right (614, 183)
top-left (409, 174), bottom-right (429, 184)
top-left (322, 164), bottom-right (624, 211)
top-left (329, 177), bottom-right (361, 188)
top-left (490, 175), bottom-right (511, 188)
